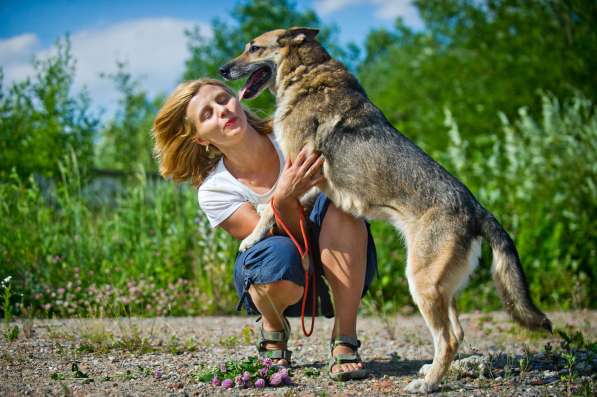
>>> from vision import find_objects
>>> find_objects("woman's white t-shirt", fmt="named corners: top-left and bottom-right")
top-left (198, 133), bottom-right (284, 228)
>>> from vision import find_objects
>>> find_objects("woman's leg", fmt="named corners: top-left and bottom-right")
top-left (319, 203), bottom-right (368, 374)
top-left (249, 280), bottom-right (303, 330)
top-left (249, 280), bottom-right (303, 366)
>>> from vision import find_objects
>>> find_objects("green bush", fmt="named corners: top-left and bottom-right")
top-left (367, 94), bottom-right (596, 312)
top-left (0, 153), bottom-right (239, 317)
top-left (0, 38), bottom-right (99, 180)
top-left (95, 64), bottom-right (162, 173)
top-left (1, 93), bottom-right (594, 317)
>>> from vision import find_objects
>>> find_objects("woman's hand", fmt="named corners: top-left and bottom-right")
top-left (273, 146), bottom-right (325, 203)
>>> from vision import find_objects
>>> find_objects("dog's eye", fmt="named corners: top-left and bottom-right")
top-left (248, 45), bottom-right (261, 53)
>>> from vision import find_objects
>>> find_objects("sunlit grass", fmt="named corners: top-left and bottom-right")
top-left (1, 94), bottom-right (595, 318)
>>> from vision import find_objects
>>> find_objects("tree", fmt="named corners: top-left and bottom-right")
top-left (0, 38), bottom-right (99, 180)
top-left (95, 63), bottom-right (162, 173)
top-left (358, 0), bottom-right (597, 151)
top-left (182, 0), bottom-right (354, 115)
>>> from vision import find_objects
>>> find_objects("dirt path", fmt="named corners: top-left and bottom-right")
top-left (1, 311), bottom-right (595, 396)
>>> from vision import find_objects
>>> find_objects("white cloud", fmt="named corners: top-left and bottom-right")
top-left (0, 18), bottom-right (211, 115)
top-left (0, 33), bottom-right (40, 63)
top-left (314, 0), bottom-right (423, 28)
top-left (0, 33), bottom-right (41, 81)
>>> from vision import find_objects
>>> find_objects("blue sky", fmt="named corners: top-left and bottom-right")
top-left (0, 0), bottom-right (422, 116)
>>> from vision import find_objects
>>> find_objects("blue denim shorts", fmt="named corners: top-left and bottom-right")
top-left (233, 193), bottom-right (377, 318)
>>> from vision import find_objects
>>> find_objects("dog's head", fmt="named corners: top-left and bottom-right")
top-left (219, 27), bottom-right (320, 100)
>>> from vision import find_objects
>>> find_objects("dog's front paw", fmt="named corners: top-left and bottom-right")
top-left (239, 233), bottom-right (261, 252)
top-left (405, 378), bottom-right (435, 394)
top-left (417, 364), bottom-right (433, 377)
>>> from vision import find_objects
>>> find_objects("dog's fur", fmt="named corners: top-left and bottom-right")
top-left (220, 28), bottom-right (552, 393)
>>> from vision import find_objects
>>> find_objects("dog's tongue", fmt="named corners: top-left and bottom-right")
top-left (239, 86), bottom-right (248, 100)
top-left (239, 69), bottom-right (265, 100)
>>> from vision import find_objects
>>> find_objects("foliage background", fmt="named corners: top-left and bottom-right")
top-left (1, 0), bottom-right (595, 318)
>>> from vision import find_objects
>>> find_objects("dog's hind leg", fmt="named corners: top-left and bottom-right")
top-left (418, 297), bottom-right (463, 378)
top-left (449, 298), bottom-right (464, 344)
top-left (405, 233), bottom-right (468, 393)
top-left (406, 291), bottom-right (458, 393)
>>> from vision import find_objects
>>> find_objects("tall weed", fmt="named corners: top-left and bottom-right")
top-left (1, 94), bottom-right (594, 317)
top-left (0, 152), bottom-right (238, 317)
top-left (367, 94), bottom-right (596, 312)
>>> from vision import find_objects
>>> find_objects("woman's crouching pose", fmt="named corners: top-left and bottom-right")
top-left (152, 78), bottom-right (377, 381)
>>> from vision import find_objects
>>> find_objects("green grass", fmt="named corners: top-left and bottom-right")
top-left (0, 93), bottom-right (595, 318)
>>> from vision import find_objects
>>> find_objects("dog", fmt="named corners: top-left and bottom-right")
top-left (219, 27), bottom-right (552, 393)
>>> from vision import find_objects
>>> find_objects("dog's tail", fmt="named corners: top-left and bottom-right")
top-left (480, 211), bottom-right (552, 332)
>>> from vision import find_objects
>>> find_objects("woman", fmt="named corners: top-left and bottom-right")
top-left (152, 78), bottom-right (377, 381)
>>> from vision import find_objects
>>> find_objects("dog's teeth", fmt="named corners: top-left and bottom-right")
top-left (239, 87), bottom-right (247, 100)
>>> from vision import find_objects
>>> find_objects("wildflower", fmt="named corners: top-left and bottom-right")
top-left (258, 367), bottom-right (269, 378)
top-left (2, 276), bottom-right (12, 286)
top-left (262, 357), bottom-right (273, 368)
top-left (154, 368), bottom-right (163, 379)
top-left (255, 378), bottom-right (266, 388)
top-left (219, 363), bottom-right (227, 373)
top-left (235, 375), bottom-right (243, 386)
top-left (278, 368), bottom-right (291, 385)
top-left (221, 379), bottom-right (233, 389)
top-left (242, 371), bottom-right (251, 383)
top-left (211, 375), bottom-right (220, 386)
top-left (270, 372), bottom-right (283, 386)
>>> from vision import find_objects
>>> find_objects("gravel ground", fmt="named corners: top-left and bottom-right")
top-left (1, 311), bottom-right (596, 396)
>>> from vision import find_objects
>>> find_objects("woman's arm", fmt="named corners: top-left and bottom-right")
top-left (219, 203), bottom-right (261, 240)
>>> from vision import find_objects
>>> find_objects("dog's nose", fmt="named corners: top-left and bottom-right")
top-left (219, 65), bottom-right (230, 79)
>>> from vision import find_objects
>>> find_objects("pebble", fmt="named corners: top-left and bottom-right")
top-left (542, 370), bottom-right (557, 378)
top-left (1, 313), bottom-right (595, 396)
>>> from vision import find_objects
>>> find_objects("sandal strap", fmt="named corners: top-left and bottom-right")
top-left (259, 348), bottom-right (292, 361)
top-left (259, 328), bottom-right (287, 343)
top-left (256, 317), bottom-right (292, 364)
top-left (330, 335), bottom-right (361, 350)
top-left (332, 353), bottom-right (361, 364)
top-left (257, 317), bottom-right (291, 345)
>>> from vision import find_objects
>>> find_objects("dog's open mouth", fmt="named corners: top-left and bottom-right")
top-left (239, 65), bottom-right (272, 100)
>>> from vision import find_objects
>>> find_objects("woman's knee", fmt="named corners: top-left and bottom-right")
top-left (250, 280), bottom-right (303, 305)
top-left (321, 204), bottom-right (367, 240)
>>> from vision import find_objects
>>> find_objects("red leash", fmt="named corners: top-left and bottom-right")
top-left (270, 198), bottom-right (316, 337)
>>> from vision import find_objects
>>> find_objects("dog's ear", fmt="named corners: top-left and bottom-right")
top-left (280, 27), bottom-right (320, 46)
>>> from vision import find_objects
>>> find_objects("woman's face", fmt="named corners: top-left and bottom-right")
top-left (186, 84), bottom-right (248, 149)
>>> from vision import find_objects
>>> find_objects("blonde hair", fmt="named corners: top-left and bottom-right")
top-left (152, 78), bottom-right (272, 187)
